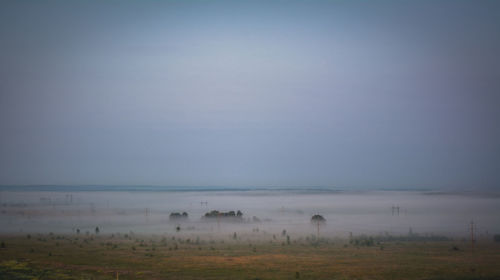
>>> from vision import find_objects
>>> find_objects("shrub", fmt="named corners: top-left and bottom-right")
top-left (494, 234), bottom-right (500, 242)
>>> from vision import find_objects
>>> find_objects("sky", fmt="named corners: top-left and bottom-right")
top-left (0, 0), bottom-right (499, 189)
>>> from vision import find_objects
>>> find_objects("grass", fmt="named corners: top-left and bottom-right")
top-left (0, 233), bottom-right (499, 279)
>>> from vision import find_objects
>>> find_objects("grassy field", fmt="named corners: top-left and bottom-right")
top-left (1, 232), bottom-right (499, 280)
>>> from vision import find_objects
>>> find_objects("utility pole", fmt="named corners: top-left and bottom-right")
top-left (470, 220), bottom-right (475, 248)
top-left (475, 222), bottom-right (478, 243)
top-left (217, 213), bottom-right (221, 231)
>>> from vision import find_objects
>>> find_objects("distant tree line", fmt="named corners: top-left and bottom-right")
top-left (203, 210), bottom-right (243, 218)
top-left (169, 212), bottom-right (188, 221)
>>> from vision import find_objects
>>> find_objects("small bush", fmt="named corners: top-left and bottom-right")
top-left (494, 234), bottom-right (500, 242)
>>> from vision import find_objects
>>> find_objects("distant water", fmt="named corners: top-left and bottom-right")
top-left (1, 186), bottom-right (499, 238)
top-left (0, 185), bottom-right (349, 192)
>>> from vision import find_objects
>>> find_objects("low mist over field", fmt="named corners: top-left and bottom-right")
top-left (2, 187), bottom-right (499, 239)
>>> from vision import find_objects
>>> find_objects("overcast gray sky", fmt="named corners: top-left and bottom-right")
top-left (1, 0), bottom-right (499, 189)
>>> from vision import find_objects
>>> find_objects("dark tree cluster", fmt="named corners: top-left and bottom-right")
top-left (203, 210), bottom-right (243, 221)
top-left (169, 212), bottom-right (188, 221)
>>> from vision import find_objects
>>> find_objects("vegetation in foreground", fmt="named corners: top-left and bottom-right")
top-left (0, 232), bottom-right (499, 280)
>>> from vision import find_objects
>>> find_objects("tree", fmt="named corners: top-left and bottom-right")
top-left (311, 214), bottom-right (326, 238)
top-left (95, 227), bottom-right (100, 234)
top-left (311, 214), bottom-right (326, 223)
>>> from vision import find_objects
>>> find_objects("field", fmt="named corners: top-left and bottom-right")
top-left (1, 232), bottom-right (499, 280)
